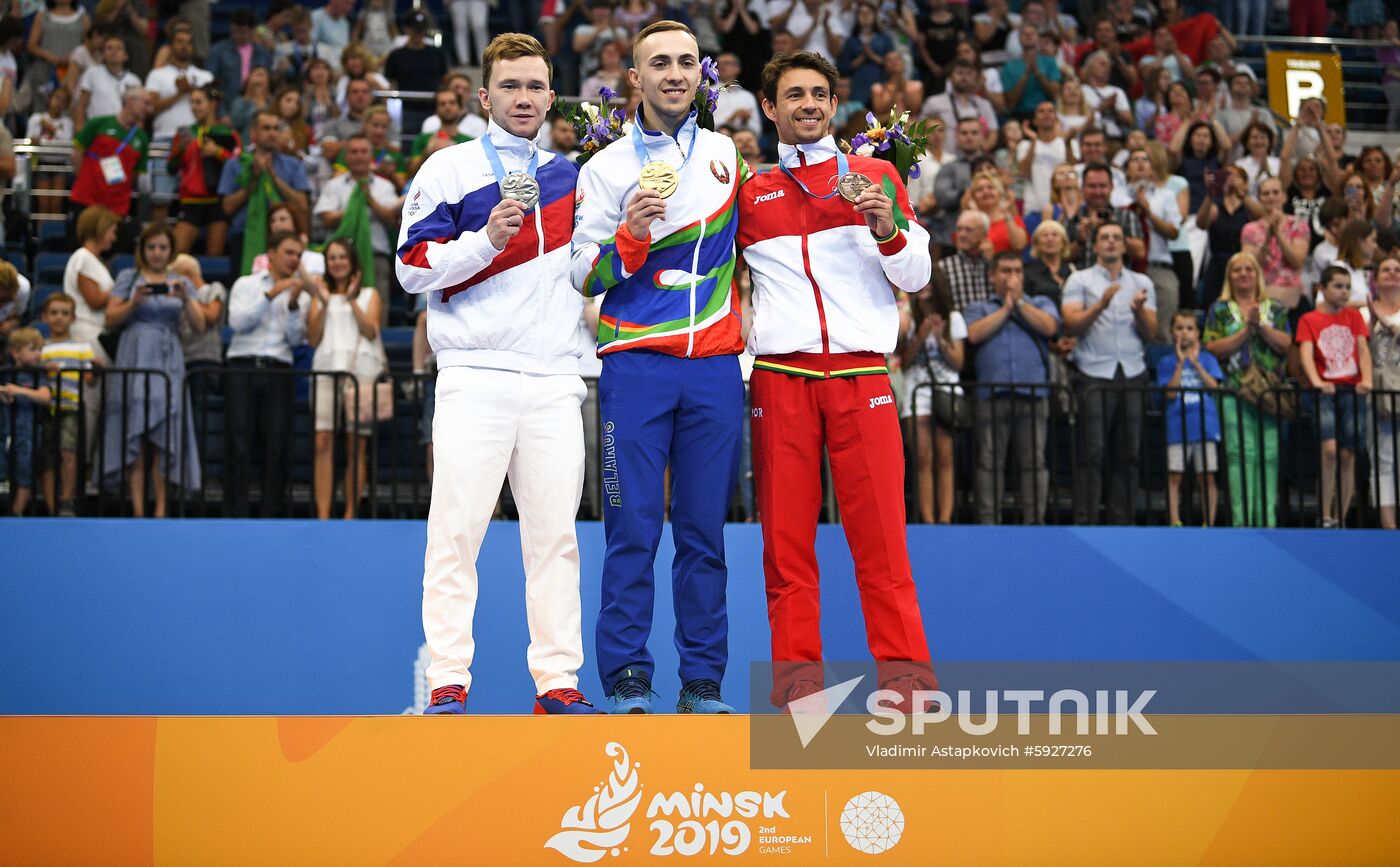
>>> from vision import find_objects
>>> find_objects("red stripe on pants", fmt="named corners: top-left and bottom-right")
top-left (751, 370), bottom-right (934, 706)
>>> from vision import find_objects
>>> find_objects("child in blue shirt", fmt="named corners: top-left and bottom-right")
top-left (1157, 310), bottom-right (1223, 526)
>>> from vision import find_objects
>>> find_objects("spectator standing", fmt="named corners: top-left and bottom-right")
top-left (1170, 119), bottom-right (1228, 215)
top-left (98, 224), bottom-right (203, 517)
top-left (23, 0), bottom-right (88, 116)
top-left (168, 84), bottom-right (239, 256)
top-left (1196, 165), bottom-right (1260, 310)
top-left (321, 77), bottom-right (396, 165)
top-left (1382, 21), bottom-right (1400, 131)
top-left (1241, 176), bottom-right (1310, 312)
top-left (965, 172), bottom-right (1027, 255)
top-left (1369, 255), bottom-right (1400, 529)
top-left (1126, 146), bottom-right (1181, 339)
top-left (1066, 162), bottom-right (1144, 268)
top-left (383, 11), bottom-right (450, 136)
top-left (1017, 101), bottom-right (1069, 214)
top-left (838, 4), bottom-right (894, 107)
top-left (353, 0), bottom-right (398, 63)
top-left (206, 10), bottom-right (274, 109)
top-left (900, 279), bottom-right (965, 524)
top-left (579, 41), bottom-right (627, 101)
top-left (170, 254), bottom-right (226, 384)
top-left (146, 27), bottom-right (214, 222)
top-left (308, 238), bottom-right (383, 520)
top-left (448, 0), bottom-right (488, 66)
top-left (1025, 219), bottom-right (1074, 304)
top-left (1158, 310), bottom-right (1222, 526)
top-left (94, 0), bottom-right (151, 79)
top-left (75, 33), bottom-right (142, 127)
top-left (914, 0), bottom-right (963, 92)
top-left (219, 110), bottom-right (313, 276)
top-left (867, 50), bottom-right (924, 119)
top-left (1203, 252), bottom-right (1292, 527)
top-left (1079, 51), bottom-right (1133, 142)
top-left (973, 0), bottom-right (1019, 67)
top-left (1061, 220), bottom-right (1158, 525)
top-left (63, 206), bottom-right (120, 368)
top-left (921, 59), bottom-right (999, 147)
top-left (769, 0), bottom-right (847, 62)
top-left (0, 260), bottom-right (28, 338)
top-left (312, 0), bottom-right (355, 54)
top-left (224, 230), bottom-right (310, 517)
top-left (1000, 25), bottom-right (1061, 121)
top-left (1299, 265), bottom-right (1373, 527)
top-left (1333, 219), bottom-right (1379, 308)
top-left (333, 44), bottom-right (392, 114)
top-left (574, 1), bottom-right (629, 85)
top-left (332, 106), bottom-right (406, 190)
top-left (931, 116), bottom-right (987, 240)
top-left (0, 328), bottom-right (50, 517)
top-left (38, 293), bottom-right (96, 517)
top-left (276, 8), bottom-right (340, 86)
top-left (1055, 77), bottom-right (1097, 139)
top-left (940, 210), bottom-right (994, 311)
top-left (409, 88), bottom-right (473, 175)
top-left (965, 251), bottom-right (1061, 524)
top-left (69, 86), bottom-right (150, 241)
top-left (303, 57), bottom-right (341, 136)
top-left (27, 88), bottom-right (75, 216)
top-left (315, 134), bottom-right (401, 322)
top-left (713, 52), bottom-right (762, 137)
top-left (1238, 122), bottom-right (1280, 198)
top-left (228, 66), bottom-right (273, 144)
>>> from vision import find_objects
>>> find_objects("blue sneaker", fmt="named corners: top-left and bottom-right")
top-left (610, 670), bottom-right (654, 714)
top-left (534, 688), bottom-right (604, 715)
top-left (677, 679), bottom-right (733, 714)
top-left (423, 685), bottom-right (466, 715)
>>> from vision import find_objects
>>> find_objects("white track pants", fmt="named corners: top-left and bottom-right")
top-left (422, 365), bottom-right (587, 694)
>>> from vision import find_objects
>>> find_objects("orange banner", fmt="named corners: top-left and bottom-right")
top-left (2, 716), bottom-right (1398, 865)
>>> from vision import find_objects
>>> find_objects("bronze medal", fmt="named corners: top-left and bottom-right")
top-left (837, 171), bottom-right (876, 203)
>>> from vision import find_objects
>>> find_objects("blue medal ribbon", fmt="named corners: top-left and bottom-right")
top-left (631, 109), bottom-right (700, 176)
top-left (480, 134), bottom-right (539, 199)
top-left (779, 147), bottom-right (850, 200)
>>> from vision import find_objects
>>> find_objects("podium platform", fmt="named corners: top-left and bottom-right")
top-left (2, 715), bottom-right (1397, 865)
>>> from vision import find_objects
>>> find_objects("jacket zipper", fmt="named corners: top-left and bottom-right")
top-left (796, 152), bottom-right (831, 377)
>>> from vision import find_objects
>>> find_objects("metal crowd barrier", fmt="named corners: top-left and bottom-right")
top-left (3, 365), bottom-right (1398, 527)
top-left (905, 380), bottom-right (1400, 529)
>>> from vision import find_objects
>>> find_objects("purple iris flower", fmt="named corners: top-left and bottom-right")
top-left (599, 85), bottom-right (619, 103)
top-left (909, 163), bottom-right (921, 180)
top-left (865, 111), bottom-right (878, 127)
top-left (701, 56), bottom-right (719, 84)
top-left (850, 132), bottom-right (871, 150)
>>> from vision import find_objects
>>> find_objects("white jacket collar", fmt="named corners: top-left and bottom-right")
top-left (779, 136), bottom-right (839, 169)
top-left (485, 118), bottom-right (536, 161)
top-left (635, 105), bottom-right (699, 156)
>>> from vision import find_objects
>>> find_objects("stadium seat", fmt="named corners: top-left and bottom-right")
top-left (110, 253), bottom-right (136, 276)
top-left (34, 252), bottom-right (68, 285)
top-left (37, 221), bottom-right (66, 252)
top-left (197, 255), bottom-right (232, 287)
top-left (29, 283), bottom-right (64, 318)
top-left (4, 248), bottom-right (26, 277)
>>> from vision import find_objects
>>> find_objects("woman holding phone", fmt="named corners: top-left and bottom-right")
top-left (98, 222), bottom-right (204, 516)
top-left (1197, 165), bottom-right (1263, 310)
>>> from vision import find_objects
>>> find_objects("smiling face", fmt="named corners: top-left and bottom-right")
top-left (630, 29), bottom-right (700, 128)
top-left (972, 176), bottom-right (1000, 210)
top-left (1229, 256), bottom-right (1259, 295)
top-left (1258, 177), bottom-right (1284, 212)
top-left (1246, 127), bottom-right (1270, 156)
top-left (1035, 225), bottom-right (1065, 257)
top-left (325, 241), bottom-right (354, 285)
top-left (762, 67), bottom-right (833, 146)
top-left (955, 212), bottom-right (987, 253)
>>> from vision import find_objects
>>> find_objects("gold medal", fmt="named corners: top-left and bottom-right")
top-left (837, 172), bottom-right (876, 203)
top-left (638, 161), bottom-right (679, 198)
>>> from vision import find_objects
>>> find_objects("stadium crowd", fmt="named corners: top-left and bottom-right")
top-left (0, 0), bottom-right (1398, 528)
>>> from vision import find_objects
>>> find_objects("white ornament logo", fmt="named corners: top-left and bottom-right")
top-left (544, 742), bottom-right (643, 863)
top-left (840, 791), bottom-right (904, 855)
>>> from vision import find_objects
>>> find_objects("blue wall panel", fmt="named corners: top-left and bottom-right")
top-left (2, 521), bottom-right (1398, 714)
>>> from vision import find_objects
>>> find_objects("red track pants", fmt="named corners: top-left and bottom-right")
top-left (751, 369), bottom-right (934, 706)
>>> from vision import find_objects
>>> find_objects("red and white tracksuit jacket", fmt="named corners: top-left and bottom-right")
top-left (737, 137), bottom-right (936, 705)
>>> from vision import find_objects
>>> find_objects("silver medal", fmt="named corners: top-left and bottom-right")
top-left (500, 171), bottom-right (540, 209)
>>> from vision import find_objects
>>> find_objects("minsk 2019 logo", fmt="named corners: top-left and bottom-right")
top-left (545, 742), bottom-right (800, 861)
top-left (545, 742), bottom-right (643, 863)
